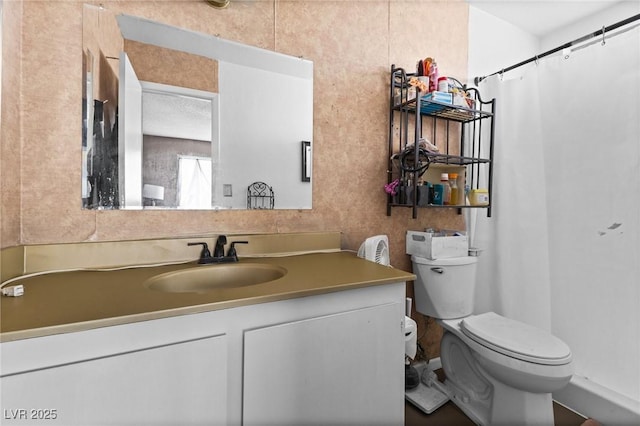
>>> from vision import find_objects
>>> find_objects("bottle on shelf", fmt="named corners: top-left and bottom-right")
top-left (437, 76), bottom-right (449, 93)
top-left (432, 184), bottom-right (443, 205)
top-left (469, 189), bottom-right (490, 206)
top-left (428, 60), bottom-right (439, 92)
top-left (418, 182), bottom-right (431, 207)
top-left (440, 173), bottom-right (451, 205)
top-left (449, 172), bottom-right (459, 205)
top-left (404, 177), bottom-right (414, 206)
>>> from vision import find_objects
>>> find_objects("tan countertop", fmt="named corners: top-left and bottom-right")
top-left (1, 251), bottom-right (415, 342)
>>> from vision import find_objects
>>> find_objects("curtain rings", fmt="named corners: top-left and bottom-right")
top-left (601, 25), bottom-right (606, 46)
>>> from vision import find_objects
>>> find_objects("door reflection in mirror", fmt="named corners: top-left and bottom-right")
top-left (138, 83), bottom-right (217, 209)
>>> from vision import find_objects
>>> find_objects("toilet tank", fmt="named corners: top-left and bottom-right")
top-left (411, 256), bottom-right (478, 319)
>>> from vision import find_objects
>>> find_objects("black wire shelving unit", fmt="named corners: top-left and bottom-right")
top-left (387, 64), bottom-right (496, 219)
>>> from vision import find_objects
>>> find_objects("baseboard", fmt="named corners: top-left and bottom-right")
top-left (553, 375), bottom-right (640, 425)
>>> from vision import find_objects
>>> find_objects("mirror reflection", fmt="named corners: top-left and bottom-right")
top-left (82, 5), bottom-right (313, 210)
top-left (141, 84), bottom-right (217, 209)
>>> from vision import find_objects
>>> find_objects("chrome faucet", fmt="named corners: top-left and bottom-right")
top-left (188, 236), bottom-right (248, 264)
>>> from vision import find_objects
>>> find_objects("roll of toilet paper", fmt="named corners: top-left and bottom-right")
top-left (405, 316), bottom-right (417, 359)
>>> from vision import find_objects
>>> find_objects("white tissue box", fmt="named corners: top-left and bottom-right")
top-left (406, 231), bottom-right (468, 260)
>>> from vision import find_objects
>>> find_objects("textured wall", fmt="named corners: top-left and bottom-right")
top-left (125, 39), bottom-right (219, 93)
top-left (4, 0), bottom-right (469, 358)
top-left (1, 0), bottom-right (22, 249)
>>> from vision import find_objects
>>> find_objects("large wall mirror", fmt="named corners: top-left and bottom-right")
top-left (82, 4), bottom-right (313, 210)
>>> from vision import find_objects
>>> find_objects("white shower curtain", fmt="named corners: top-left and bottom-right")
top-left (473, 66), bottom-right (552, 331)
top-left (475, 25), bottom-right (640, 405)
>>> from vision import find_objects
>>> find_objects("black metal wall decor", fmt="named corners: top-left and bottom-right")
top-left (247, 181), bottom-right (275, 209)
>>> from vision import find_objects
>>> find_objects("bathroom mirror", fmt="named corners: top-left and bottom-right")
top-left (82, 5), bottom-right (313, 210)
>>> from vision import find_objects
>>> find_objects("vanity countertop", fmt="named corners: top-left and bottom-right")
top-left (0, 251), bottom-right (414, 342)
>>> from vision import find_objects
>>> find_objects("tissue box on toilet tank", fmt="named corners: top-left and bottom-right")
top-left (406, 230), bottom-right (468, 260)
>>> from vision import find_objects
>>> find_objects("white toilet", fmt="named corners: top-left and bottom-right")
top-left (411, 255), bottom-right (574, 425)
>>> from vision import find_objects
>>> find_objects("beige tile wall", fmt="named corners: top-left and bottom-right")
top-left (2, 0), bottom-right (470, 359)
top-left (124, 40), bottom-right (219, 93)
top-left (1, 0), bottom-right (23, 250)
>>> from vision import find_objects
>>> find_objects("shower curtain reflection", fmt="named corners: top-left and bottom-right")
top-left (177, 156), bottom-right (212, 209)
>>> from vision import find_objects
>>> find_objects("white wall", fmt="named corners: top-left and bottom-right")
top-left (467, 6), bottom-right (539, 85)
top-left (540, 1), bottom-right (640, 51)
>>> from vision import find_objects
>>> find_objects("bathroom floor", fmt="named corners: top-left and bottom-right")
top-left (405, 399), bottom-right (586, 426)
top-left (404, 369), bottom-right (586, 426)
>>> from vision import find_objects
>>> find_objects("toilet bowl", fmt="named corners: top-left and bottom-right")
top-left (411, 255), bottom-right (574, 425)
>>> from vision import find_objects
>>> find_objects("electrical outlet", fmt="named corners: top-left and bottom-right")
top-left (223, 184), bottom-right (232, 197)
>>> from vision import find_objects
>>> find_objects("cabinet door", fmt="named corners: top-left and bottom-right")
top-left (1, 335), bottom-right (227, 425)
top-left (243, 303), bottom-right (404, 425)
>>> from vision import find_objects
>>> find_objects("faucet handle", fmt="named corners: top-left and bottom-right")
top-left (227, 241), bottom-right (249, 261)
top-left (188, 242), bottom-right (212, 263)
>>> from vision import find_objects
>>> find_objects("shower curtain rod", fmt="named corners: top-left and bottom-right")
top-left (474, 13), bottom-right (640, 85)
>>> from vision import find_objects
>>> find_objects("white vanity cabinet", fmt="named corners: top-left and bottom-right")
top-left (1, 334), bottom-right (228, 425)
top-left (243, 303), bottom-right (404, 425)
top-left (1, 282), bottom-right (405, 425)
top-left (0, 317), bottom-right (229, 426)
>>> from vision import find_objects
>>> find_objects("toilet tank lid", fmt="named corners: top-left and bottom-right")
top-left (461, 312), bottom-right (572, 365)
top-left (411, 255), bottom-right (478, 266)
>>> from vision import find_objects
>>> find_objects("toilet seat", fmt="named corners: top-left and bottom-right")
top-left (461, 313), bottom-right (572, 365)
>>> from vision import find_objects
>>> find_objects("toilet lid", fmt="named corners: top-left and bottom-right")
top-left (461, 313), bottom-right (572, 365)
